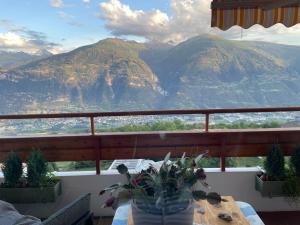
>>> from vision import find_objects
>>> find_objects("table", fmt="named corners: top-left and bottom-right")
top-left (111, 201), bottom-right (265, 225)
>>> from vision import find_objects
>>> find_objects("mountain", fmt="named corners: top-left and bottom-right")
top-left (144, 35), bottom-right (300, 108)
top-left (0, 39), bottom-right (162, 113)
top-left (0, 50), bottom-right (52, 70)
top-left (0, 35), bottom-right (300, 114)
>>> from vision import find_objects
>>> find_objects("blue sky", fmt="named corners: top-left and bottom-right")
top-left (0, 0), bottom-right (300, 54)
top-left (0, 0), bottom-right (169, 42)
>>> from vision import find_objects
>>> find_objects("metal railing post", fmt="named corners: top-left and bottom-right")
top-left (220, 156), bottom-right (226, 172)
top-left (221, 139), bottom-right (226, 172)
top-left (90, 116), bottom-right (95, 135)
top-left (95, 137), bottom-right (101, 175)
top-left (205, 113), bottom-right (209, 132)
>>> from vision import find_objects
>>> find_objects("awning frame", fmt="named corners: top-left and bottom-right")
top-left (211, 0), bottom-right (300, 30)
top-left (211, 0), bottom-right (300, 10)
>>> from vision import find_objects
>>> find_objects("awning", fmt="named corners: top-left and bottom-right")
top-left (211, 0), bottom-right (300, 30)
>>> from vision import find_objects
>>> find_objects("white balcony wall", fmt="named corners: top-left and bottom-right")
top-left (1, 168), bottom-right (300, 218)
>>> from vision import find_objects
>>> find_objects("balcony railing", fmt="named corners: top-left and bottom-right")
top-left (0, 106), bottom-right (300, 174)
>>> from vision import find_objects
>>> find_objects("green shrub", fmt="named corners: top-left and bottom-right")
top-left (1, 152), bottom-right (23, 187)
top-left (69, 161), bottom-right (96, 170)
top-left (197, 157), bottom-right (237, 168)
top-left (264, 145), bottom-right (285, 180)
top-left (27, 150), bottom-right (47, 187)
top-left (291, 146), bottom-right (300, 177)
top-left (47, 162), bottom-right (58, 172)
top-left (282, 174), bottom-right (300, 204)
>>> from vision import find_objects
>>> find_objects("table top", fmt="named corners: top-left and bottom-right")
top-left (192, 196), bottom-right (250, 225)
top-left (111, 201), bottom-right (265, 225)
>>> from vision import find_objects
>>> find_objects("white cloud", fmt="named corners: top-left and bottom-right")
top-left (100, 0), bottom-right (213, 43)
top-left (219, 22), bottom-right (300, 46)
top-left (50, 0), bottom-right (64, 8)
top-left (0, 32), bottom-right (26, 47)
top-left (83, 0), bottom-right (90, 3)
top-left (0, 32), bottom-right (44, 53)
top-left (48, 47), bottom-right (64, 54)
top-left (0, 20), bottom-right (62, 54)
top-left (100, 0), bottom-right (300, 45)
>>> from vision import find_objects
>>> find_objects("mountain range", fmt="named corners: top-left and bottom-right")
top-left (0, 50), bottom-right (52, 70)
top-left (0, 35), bottom-right (300, 114)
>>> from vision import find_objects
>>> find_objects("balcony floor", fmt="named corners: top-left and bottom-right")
top-left (95, 217), bottom-right (113, 225)
top-left (95, 212), bottom-right (300, 225)
top-left (258, 211), bottom-right (300, 225)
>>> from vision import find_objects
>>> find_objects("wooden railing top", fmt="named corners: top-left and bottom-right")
top-left (0, 106), bottom-right (300, 173)
top-left (1, 128), bottom-right (300, 174)
top-left (0, 106), bottom-right (300, 120)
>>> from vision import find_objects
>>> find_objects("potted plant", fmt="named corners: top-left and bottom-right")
top-left (1, 151), bottom-right (23, 188)
top-left (0, 150), bottom-right (61, 203)
top-left (255, 144), bottom-right (286, 197)
top-left (282, 146), bottom-right (300, 203)
top-left (100, 153), bottom-right (225, 225)
top-left (290, 146), bottom-right (300, 177)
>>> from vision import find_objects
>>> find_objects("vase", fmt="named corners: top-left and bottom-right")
top-left (131, 200), bottom-right (194, 225)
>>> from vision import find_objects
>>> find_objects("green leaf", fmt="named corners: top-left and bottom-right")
top-left (117, 164), bottom-right (128, 175)
top-left (206, 192), bottom-right (222, 205)
top-left (155, 196), bottom-right (162, 208)
top-left (159, 166), bottom-right (168, 180)
top-left (192, 190), bottom-right (207, 201)
top-left (117, 190), bottom-right (132, 205)
top-left (99, 190), bottom-right (106, 195)
top-left (123, 184), bottom-right (132, 189)
top-left (164, 152), bottom-right (171, 164)
top-left (99, 183), bottom-right (121, 195)
top-left (194, 150), bottom-right (209, 164)
top-left (180, 152), bottom-right (186, 165)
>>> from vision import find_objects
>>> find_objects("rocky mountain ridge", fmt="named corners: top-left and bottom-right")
top-left (1, 35), bottom-right (300, 114)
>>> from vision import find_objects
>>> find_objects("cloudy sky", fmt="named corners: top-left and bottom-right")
top-left (1, 0), bottom-right (300, 54)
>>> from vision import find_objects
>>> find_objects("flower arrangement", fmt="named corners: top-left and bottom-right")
top-left (100, 152), bottom-right (224, 211)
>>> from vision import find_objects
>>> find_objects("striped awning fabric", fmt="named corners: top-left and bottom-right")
top-left (211, 0), bottom-right (300, 30)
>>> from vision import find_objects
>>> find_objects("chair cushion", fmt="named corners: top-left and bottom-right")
top-left (0, 200), bottom-right (41, 225)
